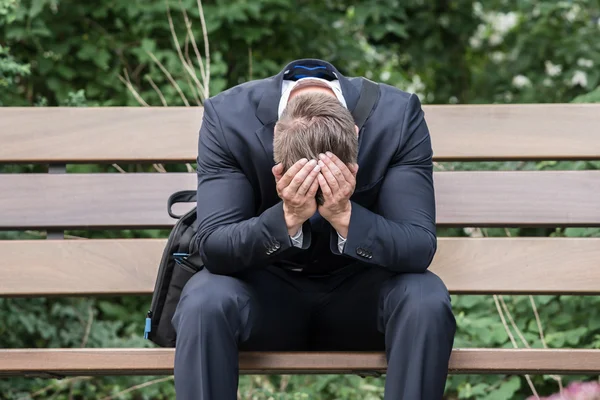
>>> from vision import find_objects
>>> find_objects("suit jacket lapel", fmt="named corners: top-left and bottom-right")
top-left (254, 121), bottom-right (277, 167)
top-left (255, 72), bottom-right (283, 165)
top-left (255, 73), bottom-right (283, 126)
top-left (337, 75), bottom-right (360, 115)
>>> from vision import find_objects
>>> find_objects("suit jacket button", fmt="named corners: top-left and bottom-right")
top-left (367, 254), bottom-right (373, 259)
top-left (356, 248), bottom-right (364, 256)
top-left (274, 242), bottom-right (281, 250)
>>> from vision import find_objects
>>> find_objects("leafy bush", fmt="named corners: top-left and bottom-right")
top-left (1, 0), bottom-right (600, 399)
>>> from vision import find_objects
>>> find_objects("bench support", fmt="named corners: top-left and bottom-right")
top-left (47, 164), bottom-right (66, 240)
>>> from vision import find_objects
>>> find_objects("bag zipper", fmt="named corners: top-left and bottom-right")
top-left (144, 211), bottom-right (192, 339)
top-left (144, 310), bottom-right (153, 339)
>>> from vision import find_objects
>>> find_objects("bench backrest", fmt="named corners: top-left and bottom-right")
top-left (0, 105), bottom-right (599, 297)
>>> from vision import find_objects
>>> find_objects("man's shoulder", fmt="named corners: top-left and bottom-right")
top-left (206, 77), bottom-right (273, 109)
top-left (349, 77), bottom-right (415, 111)
top-left (373, 82), bottom-right (421, 117)
top-left (378, 82), bottom-right (414, 104)
top-left (348, 77), bottom-right (412, 98)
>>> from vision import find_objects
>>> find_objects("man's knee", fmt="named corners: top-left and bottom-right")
top-left (173, 268), bottom-right (250, 329)
top-left (381, 271), bottom-right (453, 325)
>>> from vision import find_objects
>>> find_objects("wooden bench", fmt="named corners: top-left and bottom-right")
top-left (1, 105), bottom-right (600, 378)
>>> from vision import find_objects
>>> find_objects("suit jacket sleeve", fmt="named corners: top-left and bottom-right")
top-left (337, 94), bottom-right (437, 273)
top-left (194, 99), bottom-right (303, 275)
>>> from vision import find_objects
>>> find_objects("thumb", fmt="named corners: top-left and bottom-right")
top-left (272, 163), bottom-right (284, 181)
top-left (349, 163), bottom-right (359, 176)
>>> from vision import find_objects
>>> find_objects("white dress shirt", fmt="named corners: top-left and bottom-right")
top-left (290, 226), bottom-right (347, 253)
top-left (279, 79), bottom-right (347, 254)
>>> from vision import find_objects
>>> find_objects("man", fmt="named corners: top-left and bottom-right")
top-left (172, 58), bottom-right (456, 399)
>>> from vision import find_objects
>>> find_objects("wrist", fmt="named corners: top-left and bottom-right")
top-left (329, 202), bottom-right (351, 238)
top-left (283, 206), bottom-right (303, 235)
top-left (287, 223), bottom-right (302, 237)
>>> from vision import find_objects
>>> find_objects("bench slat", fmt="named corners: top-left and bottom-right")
top-left (0, 105), bottom-right (599, 163)
top-left (1, 238), bottom-right (599, 296)
top-left (1, 349), bottom-right (599, 376)
top-left (0, 171), bottom-right (599, 229)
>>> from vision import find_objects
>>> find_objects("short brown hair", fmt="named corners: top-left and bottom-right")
top-left (274, 92), bottom-right (358, 204)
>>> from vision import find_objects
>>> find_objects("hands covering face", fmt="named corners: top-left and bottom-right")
top-left (273, 152), bottom-right (358, 234)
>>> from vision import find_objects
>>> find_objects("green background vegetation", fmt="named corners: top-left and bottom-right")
top-left (1, 0), bottom-right (599, 398)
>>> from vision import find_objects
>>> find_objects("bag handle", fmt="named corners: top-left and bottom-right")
top-left (352, 78), bottom-right (380, 130)
top-left (167, 190), bottom-right (197, 219)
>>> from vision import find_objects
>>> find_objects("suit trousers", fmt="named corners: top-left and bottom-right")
top-left (172, 263), bottom-right (456, 399)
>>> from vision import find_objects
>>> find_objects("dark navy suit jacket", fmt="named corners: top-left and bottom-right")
top-left (194, 59), bottom-right (437, 276)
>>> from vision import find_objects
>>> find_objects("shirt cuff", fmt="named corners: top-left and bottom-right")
top-left (292, 228), bottom-right (345, 252)
top-left (337, 231), bottom-right (347, 253)
top-left (290, 227), bottom-right (303, 248)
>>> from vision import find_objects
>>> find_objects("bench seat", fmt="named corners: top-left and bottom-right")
top-left (2, 349), bottom-right (600, 377)
top-left (1, 105), bottom-right (599, 379)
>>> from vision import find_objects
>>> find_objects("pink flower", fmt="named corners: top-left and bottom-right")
top-left (527, 381), bottom-right (600, 400)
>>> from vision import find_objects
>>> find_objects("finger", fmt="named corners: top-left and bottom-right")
top-left (307, 177), bottom-right (319, 197)
top-left (318, 159), bottom-right (340, 192)
top-left (348, 163), bottom-right (359, 176)
top-left (272, 163), bottom-right (284, 182)
top-left (298, 162), bottom-right (321, 195)
top-left (326, 152), bottom-right (354, 183)
top-left (319, 153), bottom-right (347, 187)
top-left (277, 158), bottom-right (308, 191)
top-left (287, 159), bottom-right (318, 194)
top-left (317, 173), bottom-right (333, 198)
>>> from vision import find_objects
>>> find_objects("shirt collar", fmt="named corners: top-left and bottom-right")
top-left (278, 78), bottom-right (348, 119)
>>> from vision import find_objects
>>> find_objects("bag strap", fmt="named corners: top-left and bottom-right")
top-left (352, 78), bottom-right (380, 130)
top-left (167, 190), bottom-right (197, 219)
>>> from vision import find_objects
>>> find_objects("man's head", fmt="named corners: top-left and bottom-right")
top-left (274, 89), bottom-right (358, 203)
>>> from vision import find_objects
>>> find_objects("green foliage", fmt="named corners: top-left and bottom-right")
top-left (0, 44), bottom-right (30, 103)
top-left (464, 0), bottom-right (600, 104)
top-left (0, 0), bottom-right (19, 23)
top-left (2, 0), bottom-right (599, 106)
top-left (447, 294), bottom-right (600, 399)
top-left (572, 85), bottom-right (600, 103)
top-left (0, 297), bottom-right (179, 400)
top-left (237, 375), bottom-right (385, 400)
top-left (1, 0), bottom-right (600, 399)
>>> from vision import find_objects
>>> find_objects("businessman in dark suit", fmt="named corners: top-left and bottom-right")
top-left (172, 59), bottom-right (456, 399)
